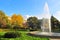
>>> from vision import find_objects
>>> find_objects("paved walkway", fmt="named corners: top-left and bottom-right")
top-left (50, 38), bottom-right (60, 40)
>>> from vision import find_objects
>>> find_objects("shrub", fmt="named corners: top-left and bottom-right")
top-left (3, 32), bottom-right (21, 38)
top-left (13, 26), bottom-right (20, 29)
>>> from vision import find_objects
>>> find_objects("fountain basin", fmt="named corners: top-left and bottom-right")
top-left (28, 31), bottom-right (60, 38)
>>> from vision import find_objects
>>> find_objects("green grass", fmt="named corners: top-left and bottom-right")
top-left (0, 30), bottom-right (49, 40)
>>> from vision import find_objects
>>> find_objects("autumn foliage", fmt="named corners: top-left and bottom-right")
top-left (11, 14), bottom-right (24, 27)
top-left (0, 11), bottom-right (25, 29)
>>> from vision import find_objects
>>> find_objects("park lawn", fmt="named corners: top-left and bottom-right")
top-left (0, 30), bottom-right (49, 40)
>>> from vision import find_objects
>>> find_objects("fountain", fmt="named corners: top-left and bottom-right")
top-left (40, 2), bottom-right (51, 35)
top-left (28, 2), bottom-right (60, 38)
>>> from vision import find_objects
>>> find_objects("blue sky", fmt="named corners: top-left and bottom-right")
top-left (0, 0), bottom-right (60, 20)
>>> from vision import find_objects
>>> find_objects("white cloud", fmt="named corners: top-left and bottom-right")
top-left (24, 13), bottom-right (45, 20)
top-left (53, 11), bottom-right (60, 21)
top-left (23, 15), bottom-right (32, 20)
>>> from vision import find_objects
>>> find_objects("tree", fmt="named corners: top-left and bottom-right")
top-left (27, 17), bottom-right (41, 30)
top-left (22, 21), bottom-right (28, 29)
top-left (11, 14), bottom-right (24, 28)
top-left (37, 19), bottom-right (42, 29)
top-left (51, 16), bottom-right (60, 31)
top-left (0, 11), bottom-right (10, 28)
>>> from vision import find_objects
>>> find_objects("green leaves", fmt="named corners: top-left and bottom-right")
top-left (27, 17), bottom-right (41, 30)
top-left (51, 16), bottom-right (60, 32)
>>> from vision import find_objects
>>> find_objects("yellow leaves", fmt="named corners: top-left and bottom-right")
top-left (0, 29), bottom-right (3, 32)
top-left (0, 11), bottom-right (27, 28)
top-left (0, 29), bottom-right (9, 32)
top-left (11, 14), bottom-right (24, 27)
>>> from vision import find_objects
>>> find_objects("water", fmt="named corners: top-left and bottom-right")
top-left (41, 2), bottom-right (51, 33)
